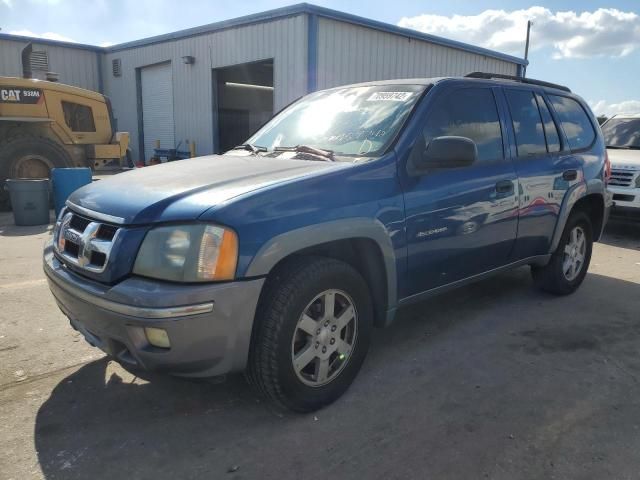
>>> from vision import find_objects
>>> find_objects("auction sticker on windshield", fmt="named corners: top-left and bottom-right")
top-left (367, 91), bottom-right (413, 102)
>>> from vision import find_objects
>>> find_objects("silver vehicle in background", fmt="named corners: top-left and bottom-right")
top-left (602, 114), bottom-right (640, 212)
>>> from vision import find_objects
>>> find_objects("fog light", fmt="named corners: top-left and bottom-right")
top-left (145, 327), bottom-right (171, 349)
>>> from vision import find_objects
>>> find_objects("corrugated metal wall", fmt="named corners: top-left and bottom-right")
top-left (102, 14), bottom-right (308, 160)
top-left (0, 38), bottom-right (101, 91)
top-left (316, 18), bottom-right (518, 90)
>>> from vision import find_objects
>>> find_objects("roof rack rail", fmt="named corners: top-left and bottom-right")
top-left (464, 72), bottom-right (571, 93)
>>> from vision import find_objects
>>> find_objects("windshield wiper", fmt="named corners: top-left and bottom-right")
top-left (232, 143), bottom-right (267, 154)
top-left (274, 145), bottom-right (334, 161)
top-left (606, 145), bottom-right (640, 150)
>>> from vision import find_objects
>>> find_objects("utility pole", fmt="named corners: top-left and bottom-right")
top-left (523, 20), bottom-right (532, 78)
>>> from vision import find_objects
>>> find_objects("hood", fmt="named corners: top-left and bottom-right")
top-left (68, 154), bottom-right (342, 224)
top-left (607, 148), bottom-right (640, 168)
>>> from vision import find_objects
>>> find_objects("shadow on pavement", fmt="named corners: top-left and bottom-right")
top-left (0, 211), bottom-right (53, 237)
top-left (600, 214), bottom-right (640, 250)
top-left (35, 270), bottom-right (640, 480)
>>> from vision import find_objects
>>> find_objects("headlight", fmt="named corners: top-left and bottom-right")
top-left (133, 224), bottom-right (238, 282)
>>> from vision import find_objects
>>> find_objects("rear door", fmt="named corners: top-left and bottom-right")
top-left (503, 88), bottom-right (580, 259)
top-left (401, 84), bottom-right (519, 296)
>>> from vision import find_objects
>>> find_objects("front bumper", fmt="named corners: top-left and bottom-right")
top-left (609, 185), bottom-right (640, 210)
top-left (44, 245), bottom-right (264, 377)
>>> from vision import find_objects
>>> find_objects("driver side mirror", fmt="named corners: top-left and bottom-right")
top-left (408, 136), bottom-right (478, 176)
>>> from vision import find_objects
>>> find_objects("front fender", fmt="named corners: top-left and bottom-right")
top-left (245, 217), bottom-right (398, 313)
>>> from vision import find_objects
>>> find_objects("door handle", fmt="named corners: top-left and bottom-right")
top-left (563, 169), bottom-right (578, 181)
top-left (495, 180), bottom-right (514, 194)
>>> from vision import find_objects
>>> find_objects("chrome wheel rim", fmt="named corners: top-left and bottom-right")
top-left (563, 226), bottom-right (586, 281)
top-left (291, 289), bottom-right (357, 387)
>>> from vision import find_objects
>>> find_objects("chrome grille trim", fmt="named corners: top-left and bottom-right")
top-left (54, 211), bottom-right (121, 273)
top-left (65, 201), bottom-right (126, 225)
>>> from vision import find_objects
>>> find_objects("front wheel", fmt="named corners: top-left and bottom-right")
top-left (247, 257), bottom-right (373, 412)
top-left (531, 211), bottom-right (593, 295)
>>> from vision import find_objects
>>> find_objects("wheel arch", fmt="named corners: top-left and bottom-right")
top-left (549, 179), bottom-right (606, 253)
top-left (245, 218), bottom-right (397, 328)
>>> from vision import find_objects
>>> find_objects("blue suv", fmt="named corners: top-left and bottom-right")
top-left (44, 73), bottom-right (611, 411)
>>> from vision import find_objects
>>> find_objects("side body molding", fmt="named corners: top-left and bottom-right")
top-left (245, 217), bottom-right (398, 313)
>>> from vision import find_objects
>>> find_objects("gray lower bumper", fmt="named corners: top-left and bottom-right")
top-left (44, 247), bottom-right (264, 377)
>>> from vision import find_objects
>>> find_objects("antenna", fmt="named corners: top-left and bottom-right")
top-left (523, 20), bottom-right (532, 78)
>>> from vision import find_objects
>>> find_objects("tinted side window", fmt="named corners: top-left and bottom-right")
top-left (548, 95), bottom-right (595, 150)
top-left (62, 101), bottom-right (96, 132)
top-left (535, 93), bottom-right (561, 153)
top-left (421, 88), bottom-right (503, 163)
top-left (505, 90), bottom-right (546, 156)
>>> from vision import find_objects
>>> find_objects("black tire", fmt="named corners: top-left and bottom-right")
top-left (531, 211), bottom-right (593, 295)
top-left (0, 135), bottom-right (73, 210)
top-left (247, 256), bottom-right (373, 412)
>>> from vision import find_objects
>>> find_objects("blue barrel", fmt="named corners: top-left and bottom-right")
top-left (51, 168), bottom-right (92, 217)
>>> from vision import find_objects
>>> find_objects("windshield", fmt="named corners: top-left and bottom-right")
top-left (602, 118), bottom-right (640, 148)
top-left (245, 84), bottom-right (426, 157)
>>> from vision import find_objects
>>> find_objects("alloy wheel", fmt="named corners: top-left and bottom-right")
top-left (291, 289), bottom-right (357, 387)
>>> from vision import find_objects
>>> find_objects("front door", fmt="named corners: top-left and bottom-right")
top-left (401, 85), bottom-right (519, 297)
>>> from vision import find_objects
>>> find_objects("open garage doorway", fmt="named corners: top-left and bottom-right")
top-left (214, 59), bottom-right (274, 153)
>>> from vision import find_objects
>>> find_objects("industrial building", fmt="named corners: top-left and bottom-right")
top-left (0, 3), bottom-right (527, 162)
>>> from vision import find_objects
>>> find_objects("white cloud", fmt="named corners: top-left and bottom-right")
top-left (589, 100), bottom-right (640, 117)
top-left (8, 29), bottom-right (76, 43)
top-left (398, 7), bottom-right (640, 59)
top-left (1, 0), bottom-right (13, 8)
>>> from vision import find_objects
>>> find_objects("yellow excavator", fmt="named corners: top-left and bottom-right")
top-left (0, 76), bottom-right (130, 208)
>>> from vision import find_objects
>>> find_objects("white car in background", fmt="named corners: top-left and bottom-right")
top-left (601, 114), bottom-right (640, 213)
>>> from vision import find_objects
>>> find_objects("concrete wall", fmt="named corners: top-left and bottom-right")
top-left (101, 14), bottom-right (308, 159)
top-left (316, 18), bottom-right (518, 90)
top-left (0, 37), bottom-right (101, 91)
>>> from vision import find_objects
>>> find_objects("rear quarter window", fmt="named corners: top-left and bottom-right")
top-left (547, 95), bottom-right (595, 151)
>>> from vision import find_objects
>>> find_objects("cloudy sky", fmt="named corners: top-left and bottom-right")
top-left (1, 0), bottom-right (638, 116)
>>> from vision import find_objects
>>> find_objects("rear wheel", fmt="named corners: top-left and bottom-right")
top-left (531, 211), bottom-right (593, 295)
top-left (247, 257), bottom-right (373, 412)
top-left (0, 135), bottom-right (73, 210)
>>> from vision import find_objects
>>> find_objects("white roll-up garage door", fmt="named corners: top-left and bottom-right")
top-left (141, 62), bottom-right (175, 162)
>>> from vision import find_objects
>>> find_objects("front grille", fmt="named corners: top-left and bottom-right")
top-left (54, 210), bottom-right (121, 273)
top-left (610, 169), bottom-right (637, 187)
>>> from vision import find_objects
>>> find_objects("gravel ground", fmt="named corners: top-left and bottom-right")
top-left (0, 211), bottom-right (639, 480)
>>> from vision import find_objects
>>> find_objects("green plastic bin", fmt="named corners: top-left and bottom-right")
top-left (4, 179), bottom-right (51, 226)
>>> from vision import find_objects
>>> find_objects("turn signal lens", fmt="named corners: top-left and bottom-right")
top-left (197, 227), bottom-right (238, 281)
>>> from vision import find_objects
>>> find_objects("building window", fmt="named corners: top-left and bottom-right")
top-left (112, 59), bottom-right (122, 77)
top-left (62, 101), bottom-right (96, 132)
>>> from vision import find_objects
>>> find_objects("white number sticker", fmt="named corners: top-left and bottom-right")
top-left (367, 91), bottom-right (413, 102)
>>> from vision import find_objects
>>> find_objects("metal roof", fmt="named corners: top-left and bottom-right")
top-left (0, 3), bottom-right (528, 66)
